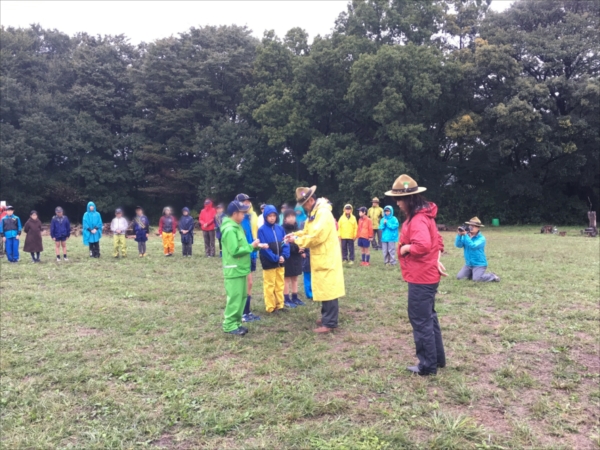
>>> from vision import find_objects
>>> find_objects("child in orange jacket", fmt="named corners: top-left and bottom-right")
top-left (357, 207), bottom-right (374, 266)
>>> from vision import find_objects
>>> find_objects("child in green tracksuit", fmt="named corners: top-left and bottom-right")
top-left (220, 200), bottom-right (266, 336)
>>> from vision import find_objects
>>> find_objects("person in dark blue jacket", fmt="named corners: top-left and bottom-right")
top-left (50, 206), bottom-right (71, 262)
top-left (179, 207), bottom-right (195, 257)
top-left (455, 217), bottom-right (500, 282)
top-left (133, 206), bottom-right (150, 257)
top-left (0, 206), bottom-right (22, 263)
top-left (258, 205), bottom-right (290, 313)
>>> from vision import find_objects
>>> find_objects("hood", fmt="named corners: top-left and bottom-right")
top-left (203, 200), bottom-right (214, 210)
top-left (263, 205), bottom-right (278, 225)
top-left (294, 205), bottom-right (307, 224)
top-left (343, 204), bottom-right (353, 214)
top-left (220, 216), bottom-right (237, 233)
top-left (384, 205), bottom-right (393, 215)
top-left (87, 202), bottom-right (97, 213)
top-left (415, 202), bottom-right (438, 219)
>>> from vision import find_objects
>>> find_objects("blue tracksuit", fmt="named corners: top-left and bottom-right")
top-left (0, 214), bottom-right (22, 262)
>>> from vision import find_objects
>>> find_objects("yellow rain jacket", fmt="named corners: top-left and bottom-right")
top-left (338, 205), bottom-right (357, 240)
top-left (294, 199), bottom-right (346, 302)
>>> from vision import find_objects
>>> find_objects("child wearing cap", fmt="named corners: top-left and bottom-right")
top-left (338, 204), bottom-right (357, 264)
top-left (357, 207), bottom-right (374, 266)
top-left (215, 203), bottom-right (225, 257)
top-left (368, 198), bottom-right (384, 250)
top-left (258, 205), bottom-right (290, 313)
top-left (380, 206), bottom-right (399, 265)
top-left (111, 208), bottom-right (128, 258)
top-left (133, 206), bottom-right (150, 257)
top-left (158, 207), bottom-right (177, 256)
top-left (23, 210), bottom-right (43, 263)
top-left (50, 206), bottom-right (71, 262)
top-left (179, 207), bottom-right (195, 257)
top-left (82, 202), bottom-right (102, 258)
top-left (235, 193), bottom-right (261, 322)
top-left (199, 199), bottom-right (217, 257)
top-left (0, 206), bottom-right (22, 263)
top-left (220, 200), bottom-right (267, 335)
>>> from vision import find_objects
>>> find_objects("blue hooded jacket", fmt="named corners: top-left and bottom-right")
top-left (455, 232), bottom-right (488, 266)
top-left (380, 206), bottom-right (399, 243)
top-left (258, 204), bottom-right (290, 270)
top-left (179, 210), bottom-right (195, 245)
top-left (50, 215), bottom-right (71, 240)
top-left (0, 213), bottom-right (22, 239)
top-left (82, 201), bottom-right (103, 245)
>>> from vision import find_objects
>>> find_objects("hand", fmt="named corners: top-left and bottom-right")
top-left (302, 253), bottom-right (306, 258)
top-left (400, 244), bottom-right (411, 256)
top-left (91, 229), bottom-right (97, 234)
top-left (259, 243), bottom-right (268, 249)
top-left (251, 239), bottom-right (261, 249)
top-left (52, 238), bottom-right (56, 241)
top-left (15, 235), bottom-right (20, 240)
top-left (279, 256), bottom-right (284, 263)
top-left (438, 252), bottom-right (448, 277)
top-left (298, 248), bottom-right (305, 253)
top-left (2, 237), bottom-right (5, 243)
top-left (285, 234), bottom-right (296, 243)
top-left (384, 219), bottom-right (387, 224)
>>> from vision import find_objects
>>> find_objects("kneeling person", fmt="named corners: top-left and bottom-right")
top-left (455, 217), bottom-right (500, 282)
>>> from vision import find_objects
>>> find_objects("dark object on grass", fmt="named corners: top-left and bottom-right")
top-left (558, 231), bottom-right (566, 237)
top-left (437, 224), bottom-right (449, 231)
top-left (540, 225), bottom-right (554, 234)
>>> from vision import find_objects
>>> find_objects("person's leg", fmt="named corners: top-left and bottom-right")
top-left (169, 233), bottom-right (175, 255)
top-left (275, 267), bottom-right (285, 310)
top-left (218, 238), bottom-right (222, 257)
top-left (432, 296), bottom-right (446, 368)
top-left (55, 241), bottom-right (61, 257)
top-left (120, 235), bottom-right (127, 257)
top-left (377, 229), bottom-right (382, 250)
top-left (89, 244), bottom-right (94, 257)
top-left (223, 276), bottom-right (247, 333)
top-left (113, 236), bottom-right (119, 257)
top-left (36, 252), bottom-right (41, 261)
top-left (95, 242), bottom-right (101, 258)
top-left (456, 265), bottom-right (473, 280)
top-left (341, 239), bottom-right (348, 261)
top-left (303, 272), bottom-right (313, 300)
top-left (203, 231), bottom-right (209, 256)
top-left (389, 242), bottom-right (397, 265)
top-left (189, 242), bottom-right (193, 256)
top-left (349, 240), bottom-right (355, 262)
top-left (30, 252), bottom-right (37, 262)
top-left (209, 230), bottom-right (216, 256)
top-left (61, 240), bottom-right (68, 259)
top-left (284, 277), bottom-right (290, 296)
top-left (365, 247), bottom-right (370, 264)
top-left (142, 241), bottom-right (147, 255)
top-left (162, 235), bottom-right (169, 255)
top-left (138, 241), bottom-right (143, 255)
top-left (472, 266), bottom-right (499, 282)
top-left (263, 269), bottom-right (277, 313)
top-left (407, 283), bottom-right (439, 374)
top-left (321, 299), bottom-right (339, 328)
top-left (4, 238), bottom-right (13, 261)
top-left (291, 276), bottom-right (298, 297)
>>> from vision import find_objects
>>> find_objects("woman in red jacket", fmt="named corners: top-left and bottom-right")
top-left (386, 174), bottom-right (447, 376)
top-left (199, 199), bottom-right (217, 257)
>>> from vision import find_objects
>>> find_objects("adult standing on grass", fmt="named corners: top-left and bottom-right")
top-left (386, 175), bottom-right (447, 376)
top-left (199, 199), bottom-right (217, 257)
top-left (285, 186), bottom-right (345, 333)
top-left (82, 202), bottom-right (102, 258)
top-left (368, 197), bottom-right (384, 250)
top-left (455, 217), bottom-right (500, 282)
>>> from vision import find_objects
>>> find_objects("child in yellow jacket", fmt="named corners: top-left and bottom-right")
top-left (338, 204), bottom-right (357, 264)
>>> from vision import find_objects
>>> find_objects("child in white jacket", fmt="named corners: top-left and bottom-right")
top-left (110, 208), bottom-right (129, 258)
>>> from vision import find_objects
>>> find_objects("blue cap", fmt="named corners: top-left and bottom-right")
top-left (182, 207), bottom-right (190, 213)
top-left (227, 200), bottom-right (250, 216)
top-left (235, 193), bottom-right (251, 202)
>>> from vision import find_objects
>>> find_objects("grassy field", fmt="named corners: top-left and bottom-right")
top-left (1, 227), bottom-right (598, 449)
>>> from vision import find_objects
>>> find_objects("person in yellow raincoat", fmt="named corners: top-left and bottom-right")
top-left (285, 186), bottom-right (345, 333)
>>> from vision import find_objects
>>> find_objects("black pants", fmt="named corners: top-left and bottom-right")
top-left (137, 241), bottom-right (147, 254)
top-left (89, 242), bottom-right (100, 258)
top-left (182, 243), bottom-right (193, 256)
top-left (320, 299), bottom-right (339, 328)
top-left (407, 283), bottom-right (445, 374)
top-left (341, 239), bottom-right (354, 261)
top-left (203, 230), bottom-right (215, 256)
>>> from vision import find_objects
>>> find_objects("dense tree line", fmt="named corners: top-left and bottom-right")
top-left (1, 0), bottom-right (598, 223)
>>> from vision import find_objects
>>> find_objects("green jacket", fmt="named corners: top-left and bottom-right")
top-left (220, 216), bottom-right (256, 279)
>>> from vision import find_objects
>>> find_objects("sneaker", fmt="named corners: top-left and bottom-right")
top-left (284, 300), bottom-right (297, 309)
top-left (226, 327), bottom-right (248, 336)
top-left (292, 297), bottom-right (305, 306)
top-left (248, 312), bottom-right (261, 321)
top-left (56, 257), bottom-right (61, 262)
top-left (139, 254), bottom-right (143, 258)
top-left (348, 261), bottom-right (354, 265)
top-left (63, 257), bottom-right (68, 261)
top-left (242, 314), bottom-right (252, 323)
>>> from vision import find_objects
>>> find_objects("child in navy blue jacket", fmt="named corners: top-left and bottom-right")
top-left (50, 206), bottom-right (71, 262)
top-left (258, 205), bottom-right (290, 313)
top-left (179, 207), bottom-right (195, 257)
top-left (133, 206), bottom-right (150, 257)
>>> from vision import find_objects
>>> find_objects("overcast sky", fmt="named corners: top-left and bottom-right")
top-left (1, 1), bottom-right (514, 44)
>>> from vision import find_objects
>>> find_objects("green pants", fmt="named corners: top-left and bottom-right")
top-left (113, 234), bottom-right (127, 257)
top-left (223, 276), bottom-right (248, 332)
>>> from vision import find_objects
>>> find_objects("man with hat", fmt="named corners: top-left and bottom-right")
top-left (285, 186), bottom-right (345, 333)
top-left (455, 217), bottom-right (500, 282)
top-left (386, 174), bottom-right (447, 376)
top-left (367, 198), bottom-right (384, 250)
top-left (0, 205), bottom-right (22, 263)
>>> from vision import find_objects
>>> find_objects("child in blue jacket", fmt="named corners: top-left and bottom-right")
top-left (0, 206), bottom-right (22, 263)
top-left (179, 207), bottom-right (195, 257)
top-left (50, 206), bottom-right (71, 262)
top-left (379, 205), bottom-right (399, 265)
top-left (258, 205), bottom-right (290, 313)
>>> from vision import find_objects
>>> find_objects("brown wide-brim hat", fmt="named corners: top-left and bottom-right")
top-left (465, 217), bottom-right (484, 227)
top-left (295, 185), bottom-right (317, 206)
top-left (385, 174), bottom-right (427, 197)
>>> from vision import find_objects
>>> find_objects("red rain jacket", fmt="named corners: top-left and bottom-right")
top-left (199, 201), bottom-right (216, 231)
top-left (399, 202), bottom-right (445, 284)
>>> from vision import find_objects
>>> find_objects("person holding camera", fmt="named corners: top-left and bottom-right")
top-left (455, 217), bottom-right (500, 282)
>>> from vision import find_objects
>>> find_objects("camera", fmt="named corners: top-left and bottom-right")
top-left (458, 225), bottom-right (471, 233)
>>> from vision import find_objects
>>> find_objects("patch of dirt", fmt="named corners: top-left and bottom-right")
top-left (75, 327), bottom-right (103, 337)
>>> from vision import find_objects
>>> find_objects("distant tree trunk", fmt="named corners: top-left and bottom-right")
top-left (588, 211), bottom-right (596, 228)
